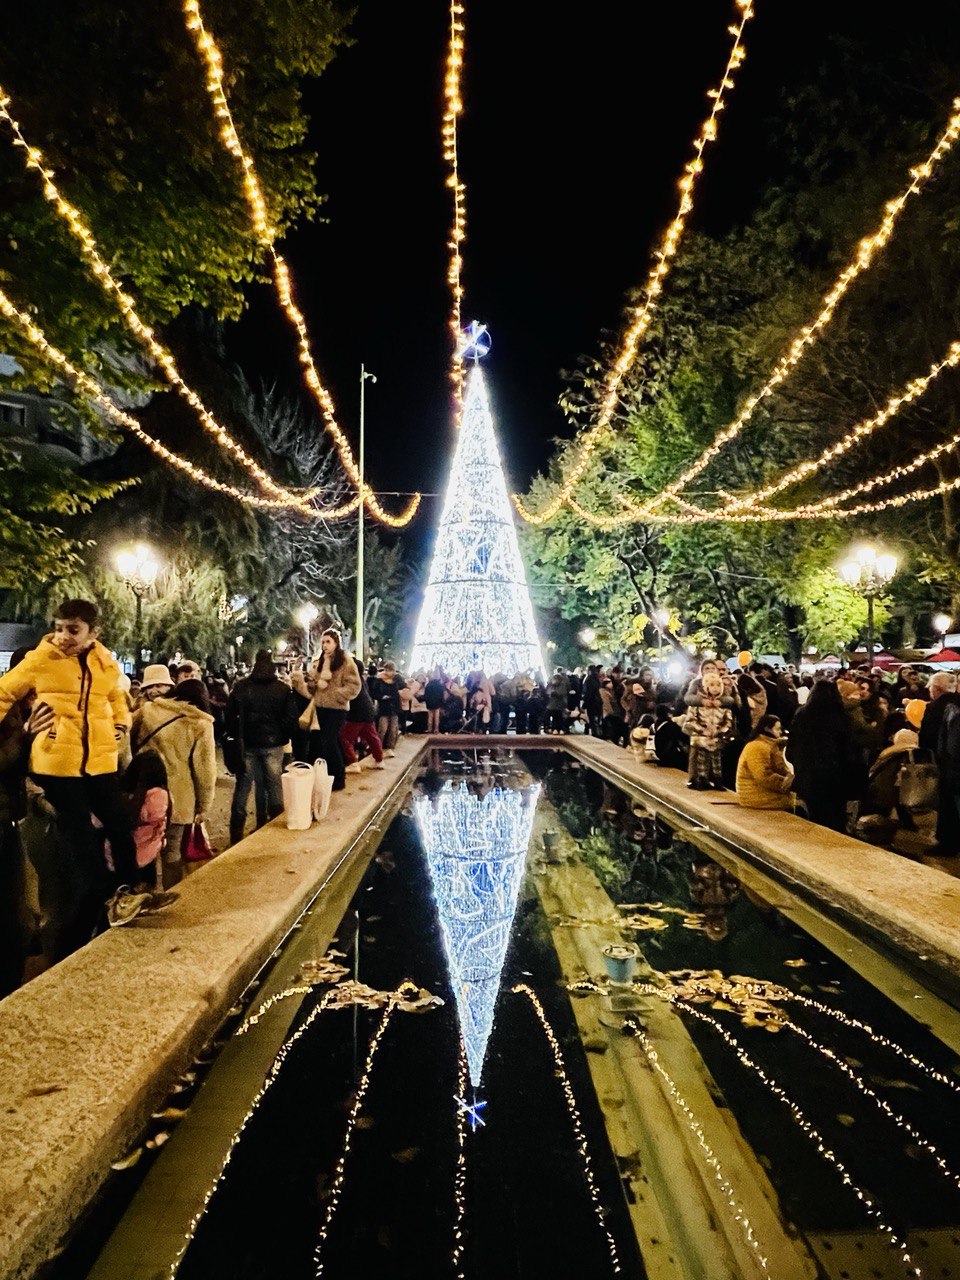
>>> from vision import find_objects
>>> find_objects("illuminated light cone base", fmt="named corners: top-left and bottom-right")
top-left (411, 360), bottom-right (544, 678)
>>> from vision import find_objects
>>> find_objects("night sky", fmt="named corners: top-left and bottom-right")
top-left (226, 1), bottom-right (930, 546)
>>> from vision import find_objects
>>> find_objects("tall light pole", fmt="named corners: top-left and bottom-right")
top-left (653, 608), bottom-right (670, 678)
top-left (116, 543), bottom-right (159, 672)
top-left (296, 602), bottom-right (320, 664)
top-left (839, 544), bottom-right (897, 663)
top-left (356, 365), bottom-right (377, 663)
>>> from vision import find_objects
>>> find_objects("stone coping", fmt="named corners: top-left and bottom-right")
top-left (0, 737), bottom-right (429, 1280)
top-left (567, 736), bottom-right (960, 991)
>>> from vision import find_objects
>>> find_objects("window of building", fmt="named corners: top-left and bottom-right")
top-left (0, 401), bottom-right (26, 428)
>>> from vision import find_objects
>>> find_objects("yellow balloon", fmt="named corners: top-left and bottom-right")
top-left (737, 650), bottom-right (752, 668)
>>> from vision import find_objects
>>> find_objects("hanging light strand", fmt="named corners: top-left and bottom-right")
top-left (0, 283), bottom-right (359, 518)
top-left (629, 997), bottom-right (923, 1278)
top-left (443, 0), bottom-right (467, 424)
top-left (514, 0), bottom-right (756, 525)
top-left (642, 96), bottom-right (960, 512)
top-left (627, 1020), bottom-right (769, 1272)
top-left (452, 1035), bottom-right (469, 1280)
top-left (314, 995), bottom-right (400, 1277)
top-left (180, 0), bottom-right (420, 528)
top-left (0, 88), bottom-right (351, 514)
top-left (167, 989), bottom-right (341, 1278)
top-left (513, 984), bottom-right (622, 1274)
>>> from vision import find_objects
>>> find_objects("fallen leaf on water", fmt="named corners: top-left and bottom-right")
top-left (783, 959), bottom-right (809, 968)
top-left (110, 1148), bottom-right (143, 1170)
top-left (374, 851), bottom-right (395, 872)
top-left (905, 1143), bottom-right (924, 1160)
top-left (151, 1106), bottom-right (189, 1123)
top-left (391, 1147), bottom-right (420, 1163)
top-left (146, 1131), bottom-right (170, 1149)
top-left (355, 1116), bottom-right (375, 1130)
top-left (868, 1075), bottom-right (921, 1092)
top-left (837, 1114), bottom-right (856, 1127)
top-left (843, 1057), bottom-right (863, 1069)
top-left (817, 985), bottom-right (842, 996)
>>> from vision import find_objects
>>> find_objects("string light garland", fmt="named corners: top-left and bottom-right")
top-left (442, 0), bottom-right (467, 424)
top-left (313, 994), bottom-right (400, 1277)
top-left (166, 989), bottom-right (341, 1278)
top-left (787, 1020), bottom-right (960, 1196)
top-left (513, 984), bottom-right (622, 1275)
top-left (452, 1036), bottom-right (469, 1280)
top-left (180, 0), bottom-right (419, 528)
top-left (0, 88), bottom-right (355, 515)
top-left (0, 283), bottom-right (360, 518)
top-left (514, 0), bottom-right (756, 525)
top-left (626, 1020), bottom-right (769, 1273)
top-left (629, 994), bottom-right (923, 1278)
top-left (638, 95), bottom-right (960, 514)
top-left (236, 985), bottom-right (315, 1035)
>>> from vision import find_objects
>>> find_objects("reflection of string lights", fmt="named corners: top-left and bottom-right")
top-left (514, 0), bottom-right (756, 525)
top-left (236, 985), bottom-right (315, 1036)
top-left (181, 0), bottom-right (420, 528)
top-left (452, 1036), bottom-right (469, 1280)
top-left (788, 1020), bottom-right (960, 1195)
top-left (0, 284), bottom-right (361, 517)
top-left (513, 984), bottom-right (622, 1274)
top-left (417, 779), bottom-right (539, 1085)
top-left (627, 1020), bottom-right (769, 1272)
top-left (167, 989), bottom-right (340, 1278)
top-left (634, 994), bottom-right (922, 1278)
top-left (442, 0), bottom-right (467, 423)
top-left (0, 89), bottom-right (344, 515)
top-left (314, 995), bottom-right (400, 1277)
top-left (642, 96), bottom-right (960, 515)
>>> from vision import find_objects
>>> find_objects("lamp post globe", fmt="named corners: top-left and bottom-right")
top-left (934, 613), bottom-right (953, 647)
top-left (296, 602), bottom-right (320, 663)
top-left (836, 543), bottom-right (897, 663)
top-left (115, 543), bottom-right (160, 671)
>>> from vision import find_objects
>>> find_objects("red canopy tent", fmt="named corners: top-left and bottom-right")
top-left (926, 648), bottom-right (960, 663)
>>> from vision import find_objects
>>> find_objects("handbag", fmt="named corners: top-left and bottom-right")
top-left (298, 701), bottom-right (319, 733)
top-left (897, 751), bottom-right (938, 812)
top-left (182, 822), bottom-right (214, 863)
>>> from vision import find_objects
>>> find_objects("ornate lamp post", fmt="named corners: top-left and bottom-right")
top-left (115, 543), bottom-right (159, 671)
top-left (296, 601), bottom-right (320, 664)
top-left (839, 544), bottom-right (897, 663)
top-left (934, 612), bottom-right (953, 648)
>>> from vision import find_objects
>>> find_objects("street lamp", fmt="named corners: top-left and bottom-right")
top-left (653, 608), bottom-right (670, 677)
top-left (578, 626), bottom-right (597, 648)
top-left (115, 543), bottom-right (159, 671)
top-left (838, 544), bottom-right (897, 663)
top-left (934, 612), bottom-right (953, 648)
top-left (296, 602), bottom-right (320, 663)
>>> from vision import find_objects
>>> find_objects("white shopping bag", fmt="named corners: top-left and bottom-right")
top-left (282, 762), bottom-right (315, 830)
top-left (313, 762), bottom-right (334, 820)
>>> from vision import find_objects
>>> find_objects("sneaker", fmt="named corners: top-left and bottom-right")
top-left (346, 762), bottom-right (363, 774)
top-left (369, 759), bottom-right (386, 769)
top-left (385, 749), bottom-right (396, 758)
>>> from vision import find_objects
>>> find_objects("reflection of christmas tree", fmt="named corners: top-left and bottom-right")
top-left (416, 780), bottom-right (540, 1087)
top-left (410, 361), bottom-right (544, 678)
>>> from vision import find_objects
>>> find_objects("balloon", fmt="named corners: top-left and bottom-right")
top-left (737, 650), bottom-right (752, 668)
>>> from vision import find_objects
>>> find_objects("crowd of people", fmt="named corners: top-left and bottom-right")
top-left (1, 595), bottom-right (956, 999)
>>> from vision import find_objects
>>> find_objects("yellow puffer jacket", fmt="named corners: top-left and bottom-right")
top-left (735, 735), bottom-right (794, 812)
top-left (0, 637), bottom-right (130, 777)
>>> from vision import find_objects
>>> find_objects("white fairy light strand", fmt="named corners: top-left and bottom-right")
top-left (452, 1036), bottom-right (469, 1280)
top-left (513, 984), bottom-right (622, 1274)
top-left (635, 995), bottom-right (923, 1278)
top-left (313, 994), bottom-right (400, 1277)
top-left (166, 989), bottom-right (341, 1278)
top-left (443, 0), bottom-right (467, 424)
top-left (0, 283), bottom-right (360, 518)
top-left (640, 95), bottom-right (960, 513)
top-left (236, 985), bottom-right (315, 1036)
top-left (627, 1020), bottom-right (770, 1272)
top-left (514, 0), bottom-right (756, 525)
top-left (0, 88), bottom-right (344, 514)
top-left (180, 0), bottom-right (421, 528)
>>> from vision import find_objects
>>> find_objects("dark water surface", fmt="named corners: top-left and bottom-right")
top-left (146, 749), bottom-right (960, 1277)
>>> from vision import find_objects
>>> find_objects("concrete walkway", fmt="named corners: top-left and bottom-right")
top-left (0, 738), bottom-right (428, 1280)
top-left (567, 735), bottom-right (960, 990)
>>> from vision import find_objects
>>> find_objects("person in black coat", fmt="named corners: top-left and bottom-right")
top-left (225, 650), bottom-right (300, 843)
top-left (921, 672), bottom-right (960, 855)
top-left (786, 680), bottom-right (862, 833)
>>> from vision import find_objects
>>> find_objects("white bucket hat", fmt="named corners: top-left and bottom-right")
top-left (141, 663), bottom-right (174, 690)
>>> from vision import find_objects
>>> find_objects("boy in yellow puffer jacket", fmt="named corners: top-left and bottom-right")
top-left (0, 600), bottom-right (165, 945)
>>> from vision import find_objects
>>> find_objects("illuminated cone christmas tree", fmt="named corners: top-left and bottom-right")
top-left (411, 346), bottom-right (544, 678)
top-left (415, 779), bottom-right (540, 1087)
